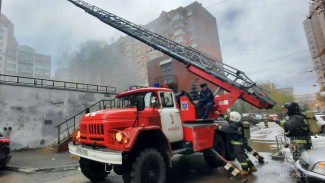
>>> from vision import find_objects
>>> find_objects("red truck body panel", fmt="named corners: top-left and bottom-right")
top-left (183, 123), bottom-right (215, 151)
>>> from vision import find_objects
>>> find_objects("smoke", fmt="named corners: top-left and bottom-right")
top-left (60, 40), bottom-right (143, 92)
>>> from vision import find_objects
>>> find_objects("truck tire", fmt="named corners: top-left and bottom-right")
top-left (123, 148), bottom-right (166, 183)
top-left (79, 157), bottom-right (109, 182)
top-left (203, 133), bottom-right (226, 167)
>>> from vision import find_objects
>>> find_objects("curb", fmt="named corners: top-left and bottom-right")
top-left (5, 164), bottom-right (80, 173)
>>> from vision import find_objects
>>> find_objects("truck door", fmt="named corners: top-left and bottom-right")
top-left (158, 91), bottom-right (183, 142)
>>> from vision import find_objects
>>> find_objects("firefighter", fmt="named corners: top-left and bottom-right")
top-left (274, 102), bottom-right (312, 161)
top-left (216, 111), bottom-right (257, 175)
top-left (262, 114), bottom-right (268, 128)
top-left (196, 83), bottom-right (215, 119)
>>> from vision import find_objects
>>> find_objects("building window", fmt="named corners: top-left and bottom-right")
top-left (172, 14), bottom-right (180, 22)
top-left (175, 36), bottom-right (183, 43)
top-left (187, 18), bottom-right (193, 24)
top-left (161, 62), bottom-right (173, 84)
top-left (187, 10), bottom-right (192, 16)
top-left (174, 28), bottom-right (182, 36)
top-left (44, 120), bottom-right (52, 125)
top-left (173, 22), bottom-right (182, 29)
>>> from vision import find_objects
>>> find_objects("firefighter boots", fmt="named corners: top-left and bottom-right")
top-left (248, 166), bottom-right (257, 174)
top-left (240, 170), bottom-right (249, 175)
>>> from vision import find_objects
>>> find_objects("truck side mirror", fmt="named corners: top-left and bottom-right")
top-left (136, 96), bottom-right (145, 111)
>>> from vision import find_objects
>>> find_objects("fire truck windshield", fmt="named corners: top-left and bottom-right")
top-left (115, 92), bottom-right (158, 109)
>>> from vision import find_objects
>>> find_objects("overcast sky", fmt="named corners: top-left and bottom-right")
top-left (2, 0), bottom-right (316, 95)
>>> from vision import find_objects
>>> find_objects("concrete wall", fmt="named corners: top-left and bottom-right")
top-left (0, 85), bottom-right (114, 150)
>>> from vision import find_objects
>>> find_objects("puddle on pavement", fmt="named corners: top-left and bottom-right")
top-left (248, 139), bottom-right (278, 153)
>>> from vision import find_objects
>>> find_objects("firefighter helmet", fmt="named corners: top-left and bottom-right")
top-left (283, 102), bottom-right (300, 115)
top-left (230, 111), bottom-right (241, 122)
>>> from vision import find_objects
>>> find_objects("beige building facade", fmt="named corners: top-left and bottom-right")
top-left (303, 0), bottom-right (325, 89)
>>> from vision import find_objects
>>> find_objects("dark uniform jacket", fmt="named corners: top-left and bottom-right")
top-left (199, 88), bottom-right (214, 103)
top-left (218, 115), bottom-right (244, 142)
top-left (283, 114), bottom-right (309, 138)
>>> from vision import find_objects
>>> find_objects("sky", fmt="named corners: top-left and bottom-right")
top-left (1, 0), bottom-right (317, 95)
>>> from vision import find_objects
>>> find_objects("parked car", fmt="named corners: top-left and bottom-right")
top-left (0, 134), bottom-right (11, 169)
top-left (315, 114), bottom-right (325, 134)
top-left (295, 147), bottom-right (325, 183)
top-left (268, 114), bottom-right (280, 121)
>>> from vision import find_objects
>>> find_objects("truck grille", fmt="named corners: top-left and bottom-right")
top-left (79, 123), bottom-right (105, 143)
top-left (89, 124), bottom-right (104, 135)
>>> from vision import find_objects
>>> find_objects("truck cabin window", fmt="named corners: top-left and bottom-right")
top-left (116, 92), bottom-right (158, 108)
top-left (159, 92), bottom-right (174, 108)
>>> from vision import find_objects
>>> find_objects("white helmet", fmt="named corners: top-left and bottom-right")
top-left (229, 111), bottom-right (241, 122)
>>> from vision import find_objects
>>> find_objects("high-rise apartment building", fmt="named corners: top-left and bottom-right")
top-left (34, 53), bottom-right (51, 79)
top-left (17, 45), bottom-right (34, 77)
top-left (0, 14), bottom-right (18, 76)
top-left (0, 14), bottom-right (51, 79)
top-left (117, 1), bottom-right (222, 90)
top-left (303, 0), bottom-right (325, 89)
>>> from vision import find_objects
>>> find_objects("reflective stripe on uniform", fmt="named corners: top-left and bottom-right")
top-left (280, 120), bottom-right (285, 126)
top-left (218, 126), bottom-right (223, 130)
top-left (231, 141), bottom-right (242, 145)
top-left (292, 139), bottom-right (312, 144)
top-left (246, 158), bottom-right (251, 162)
top-left (240, 162), bottom-right (248, 166)
top-left (300, 127), bottom-right (308, 130)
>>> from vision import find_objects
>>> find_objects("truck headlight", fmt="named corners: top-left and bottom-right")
top-left (312, 161), bottom-right (325, 175)
top-left (73, 129), bottom-right (81, 142)
top-left (115, 132), bottom-right (122, 142)
top-left (109, 130), bottom-right (128, 144)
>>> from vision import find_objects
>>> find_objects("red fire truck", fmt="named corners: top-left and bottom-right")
top-left (67, 0), bottom-right (276, 182)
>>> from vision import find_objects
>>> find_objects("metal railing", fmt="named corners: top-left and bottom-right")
top-left (0, 74), bottom-right (116, 94)
top-left (55, 99), bottom-right (116, 144)
top-left (275, 133), bottom-right (290, 155)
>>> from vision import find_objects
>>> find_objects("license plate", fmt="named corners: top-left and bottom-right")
top-left (76, 147), bottom-right (88, 156)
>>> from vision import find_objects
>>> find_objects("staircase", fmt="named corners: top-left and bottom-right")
top-left (53, 99), bottom-right (116, 152)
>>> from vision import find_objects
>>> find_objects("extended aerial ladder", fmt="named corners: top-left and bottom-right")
top-left (67, 0), bottom-right (276, 111)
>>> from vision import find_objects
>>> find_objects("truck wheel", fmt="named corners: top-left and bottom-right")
top-left (79, 157), bottom-right (109, 182)
top-left (123, 148), bottom-right (166, 183)
top-left (203, 133), bottom-right (226, 167)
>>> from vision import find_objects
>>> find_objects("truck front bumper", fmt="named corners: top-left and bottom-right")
top-left (68, 142), bottom-right (122, 165)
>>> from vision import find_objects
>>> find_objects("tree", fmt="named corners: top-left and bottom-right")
top-left (230, 82), bottom-right (295, 117)
top-left (316, 86), bottom-right (325, 108)
top-left (189, 80), bottom-right (199, 100)
top-left (300, 104), bottom-right (310, 112)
